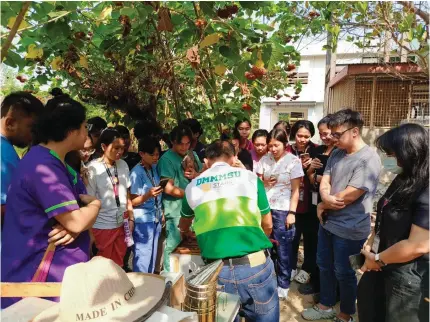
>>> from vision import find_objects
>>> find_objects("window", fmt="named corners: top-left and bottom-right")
top-left (288, 73), bottom-right (309, 85)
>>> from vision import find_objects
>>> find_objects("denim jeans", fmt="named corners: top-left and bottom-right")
top-left (218, 256), bottom-right (279, 322)
top-left (132, 221), bottom-right (162, 273)
top-left (271, 209), bottom-right (296, 289)
top-left (163, 217), bottom-right (181, 272)
top-left (317, 225), bottom-right (365, 315)
top-left (358, 261), bottom-right (429, 322)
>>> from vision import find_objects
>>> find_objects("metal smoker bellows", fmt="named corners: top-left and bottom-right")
top-left (182, 260), bottom-right (224, 322)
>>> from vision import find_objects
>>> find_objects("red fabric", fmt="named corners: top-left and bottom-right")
top-left (92, 227), bottom-right (127, 267)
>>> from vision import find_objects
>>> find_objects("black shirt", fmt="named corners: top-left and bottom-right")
top-left (122, 152), bottom-right (140, 171)
top-left (238, 149), bottom-right (253, 172)
top-left (194, 141), bottom-right (206, 163)
top-left (376, 178), bottom-right (429, 262)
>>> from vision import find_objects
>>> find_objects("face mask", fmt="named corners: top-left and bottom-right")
top-left (383, 156), bottom-right (402, 174)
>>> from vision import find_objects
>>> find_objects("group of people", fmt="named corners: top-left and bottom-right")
top-left (1, 90), bottom-right (428, 322)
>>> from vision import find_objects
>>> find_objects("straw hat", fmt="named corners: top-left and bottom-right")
top-left (33, 256), bottom-right (166, 322)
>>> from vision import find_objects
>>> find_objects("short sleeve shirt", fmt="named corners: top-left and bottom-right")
top-left (157, 149), bottom-right (202, 218)
top-left (130, 164), bottom-right (162, 223)
top-left (181, 162), bottom-right (272, 259)
top-left (1, 135), bottom-right (20, 204)
top-left (256, 153), bottom-right (304, 211)
top-left (1, 145), bottom-right (90, 308)
top-left (86, 159), bottom-right (131, 229)
top-left (323, 145), bottom-right (382, 240)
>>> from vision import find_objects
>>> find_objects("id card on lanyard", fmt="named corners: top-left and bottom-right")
top-left (104, 161), bottom-right (122, 225)
top-left (143, 166), bottom-right (161, 223)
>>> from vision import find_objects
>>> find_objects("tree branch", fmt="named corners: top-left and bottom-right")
top-left (1, 1), bottom-right (30, 59)
top-left (398, 1), bottom-right (429, 24)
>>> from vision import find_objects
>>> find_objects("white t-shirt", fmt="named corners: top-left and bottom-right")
top-left (86, 159), bottom-right (131, 229)
top-left (256, 152), bottom-right (304, 211)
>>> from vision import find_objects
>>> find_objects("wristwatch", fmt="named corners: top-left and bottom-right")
top-left (288, 211), bottom-right (296, 216)
top-left (375, 253), bottom-right (387, 267)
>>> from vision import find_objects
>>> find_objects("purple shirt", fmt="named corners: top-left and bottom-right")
top-left (1, 145), bottom-right (90, 308)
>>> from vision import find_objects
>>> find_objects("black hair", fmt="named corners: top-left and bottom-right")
top-left (268, 129), bottom-right (289, 145)
top-left (318, 114), bottom-right (332, 128)
top-left (181, 118), bottom-right (203, 137)
top-left (252, 129), bottom-right (269, 143)
top-left (96, 127), bottom-right (122, 153)
top-left (65, 150), bottom-right (82, 173)
top-left (1, 91), bottom-right (44, 118)
top-left (234, 119), bottom-right (251, 130)
top-left (375, 123), bottom-right (429, 199)
top-left (138, 136), bottom-right (161, 154)
top-left (170, 125), bottom-right (193, 144)
top-left (162, 133), bottom-right (172, 148)
top-left (205, 139), bottom-right (236, 160)
top-left (33, 96), bottom-right (86, 144)
top-left (328, 108), bottom-right (364, 131)
top-left (115, 125), bottom-right (130, 139)
top-left (134, 118), bottom-right (163, 141)
top-left (273, 120), bottom-right (291, 135)
top-left (290, 120), bottom-right (315, 140)
top-left (87, 116), bottom-right (107, 134)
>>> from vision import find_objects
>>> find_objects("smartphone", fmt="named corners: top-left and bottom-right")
top-left (300, 153), bottom-right (310, 161)
top-left (316, 154), bottom-right (329, 175)
top-left (159, 178), bottom-right (170, 189)
top-left (349, 253), bottom-right (365, 270)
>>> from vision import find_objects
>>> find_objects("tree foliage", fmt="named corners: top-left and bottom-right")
top-left (1, 1), bottom-right (428, 140)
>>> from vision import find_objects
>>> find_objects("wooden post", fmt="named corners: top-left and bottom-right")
top-left (1, 2), bottom-right (31, 61)
top-left (370, 76), bottom-right (377, 129)
top-left (407, 81), bottom-right (413, 121)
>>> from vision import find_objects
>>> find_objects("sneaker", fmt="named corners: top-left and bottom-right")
top-left (277, 287), bottom-right (289, 299)
top-left (302, 305), bottom-right (336, 321)
top-left (290, 269), bottom-right (297, 281)
top-left (333, 317), bottom-right (355, 322)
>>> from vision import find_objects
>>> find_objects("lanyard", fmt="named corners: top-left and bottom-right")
top-left (142, 166), bottom-right (160, 209)
top-left (104, 161), bottom-right (120, 209)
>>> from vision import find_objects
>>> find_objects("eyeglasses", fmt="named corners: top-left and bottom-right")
top-left (330, 127), bottom-right (355, 140)
top-left (80, 148), bottom-right (96, 155)
top-left (85, 123), bottom-right (93, 132)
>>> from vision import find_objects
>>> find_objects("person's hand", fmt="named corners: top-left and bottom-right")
top-left (161, 212), bottom-right (166, 228)
top-left (184, 167), bottom-right (198, 180)
top-left (360, 249), bottom-right (382, 272)
top-left (149, 186), bottom-right (163, 197)
top-left (48, 224), bottom-right (79, 246)
top-left (302, 157), bottom-right (313, 169)
top-left (79, 194), bottom-right (98, 205)
top-left (263, 176), bottom-right (277, 187)
top-left (81, 167), bottom-right (89, 186)
top-left (362, 234), bottom-right (375, 252)
top-left (285, 213), bottom-right (295, 229)
top-left (233, 158), bottom-right (246, 169)
top-left (317, 202), bottom-right (326, 225)
top-left (322, 195), bottom-right (345, 210)
top-left (309, 158), bottom-right (323, 170)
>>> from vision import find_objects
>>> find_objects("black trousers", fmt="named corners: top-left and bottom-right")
top-left (357, 261), bottom-right (429, 322)
top-left (292, 207), bottom-right (320, 287)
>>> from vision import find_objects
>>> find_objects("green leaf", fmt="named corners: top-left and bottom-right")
top-left (47, 10), bottom-right (69, 18)
top-left (222, 81), bottom-right (234, 92)
top-left (239, 1), bottom-right (260, 10)
top-left (200, 2), bottom-right (215, 17)
top-left (3, 50), bottom-right (23, 69)
top-left (120, 7), bottom-right (137, 17)
top-left (219, 45), bottom-right (240, 62)
top-left (254, 23), bottom-right (274, 32)
top-left (262, 45), bottom-right (272, 65)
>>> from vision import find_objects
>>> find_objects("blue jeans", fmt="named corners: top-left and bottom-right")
top-left (133, 221), bottom-right (162, 273)
top-left (271, 209), bottom-right (296, 289)
top-left (317, 225), bottom-right (365, 315)
top-left (218, 256), bottom-right (279, 322)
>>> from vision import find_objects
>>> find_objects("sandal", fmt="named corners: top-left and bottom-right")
top-left (294, 269), bottom-right (310, 284)
top-left (302, 305), bottom-right (336, 321)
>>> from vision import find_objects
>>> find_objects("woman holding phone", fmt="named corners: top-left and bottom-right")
top-left (287, 120), bottom-right (318, 284)
top-left (299, 115), bottom-right (336, 295)
top-left (257, 129), bottom-right (304, 299)
top-left (86, 128), bottom-right (133, 267)
top-left (130, 136), bottom-right (164, 273)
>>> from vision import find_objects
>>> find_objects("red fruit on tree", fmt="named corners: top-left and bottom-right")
top-left (251, 66), bottom-right (267, 78)
top-left (229, 5), bottom-right (239, 14)
top-left (245, 72), bottom-right (256, 80)
top-left (287, 64), bottom-right (296, 71)
top-left (217, 8), bottom-right (231, 19)
top-left (242, 103), bottom-right (252, 111)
